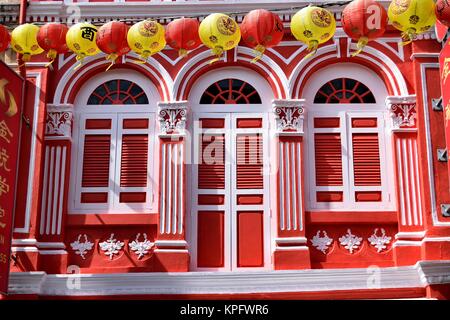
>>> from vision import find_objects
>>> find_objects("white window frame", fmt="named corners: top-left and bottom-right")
top-left (302, 63), bottom-right (396, 212)
top-left (69, 71), bottom-right (159, 214)
top-left (307, 108), bottom-right (393, 211)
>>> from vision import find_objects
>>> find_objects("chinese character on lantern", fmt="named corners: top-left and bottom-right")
top-left (80, 26), bottom-right (97, 41)
top-left (0, 120), bottom-right (13, 143)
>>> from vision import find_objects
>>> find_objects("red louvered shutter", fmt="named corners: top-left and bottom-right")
top-left (236, 134), bottom-right (263, 189)
top-left (314, 132), bottom-right (344, 203)
top-left (120, 134), bottom-right (148, 187)
top-left (314, 133), bottom-right (343, 186)
top-left (198, 134), bottom-right (225, 189)
top-left (82, 135), bottom-right (111, 187)
top-left (80, 134), bottom-right (111, 203)
top-left (352, 131), bottom-right (382, 202)
top-left (352, 133), bottom-right (381, 186)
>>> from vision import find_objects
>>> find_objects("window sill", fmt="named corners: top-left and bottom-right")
top-left (305, 211), bottom-right (398, 224)
top-left (66, 213), bottom-right (158, 226)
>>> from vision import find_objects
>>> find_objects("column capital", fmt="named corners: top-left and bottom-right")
top-left (45, 104), bottom-right (74, 140)
top-left (272, 99), bottom-right (305, 136)
top-left (157, 101), bottom-right (188, 137)
top-left (386, 95), bottom-right (417, 132)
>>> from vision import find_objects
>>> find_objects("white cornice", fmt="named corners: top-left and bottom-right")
top-left (386, 95), bottom-right (417, 105)
top-left (7, 261), bottom-right (450, 296)
top-left (25, 1), bottom-right (393, 23)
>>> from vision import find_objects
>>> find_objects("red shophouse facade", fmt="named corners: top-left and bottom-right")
top-left (1, 0), bottom-right (450, 300)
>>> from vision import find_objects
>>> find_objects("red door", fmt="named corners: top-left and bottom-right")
top-left (191, 113), bottom-right (269, 270)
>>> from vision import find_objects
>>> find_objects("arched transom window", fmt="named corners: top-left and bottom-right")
top-left (314, 78), bottom-right (376, 104)
top-left (200, 78), bottom-right (262, 104)
top-left (87, 79), bottom-right (149, 105)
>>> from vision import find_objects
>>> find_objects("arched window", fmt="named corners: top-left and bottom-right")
top-left (200, 79), bottom-right (262, 104)
top-left (71, 75), bottom-right (156, 214)
top-left (305, 68), bottom-right (393, 212)
top-left (313, 78), bottom-right (376, 104)
top-left (87, 79), bottom-right (149, 105)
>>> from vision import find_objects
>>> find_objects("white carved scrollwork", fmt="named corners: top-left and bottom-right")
top-left (129, 233), bottom-right (154, 259)
top-left (311, 230), bottom-right (333, 254)
top-left (390, 103), bottom-right (417, 130)
top-left (339, 229), bottom-right (363, 254)
top-left (70, 234), bottom-right (94, 260)
top-left (158, 102), bottom-right (188, 136)
top-left (386, 95), bottom-right (417, 132)
top-left (368, 228), bottom-right (392, 253)
top-left (46, 111), bottom-right (73, 137)
top-left (99, 233), bottom-right (124, 260)
top-left (272, 99), bottom-right (305, 135)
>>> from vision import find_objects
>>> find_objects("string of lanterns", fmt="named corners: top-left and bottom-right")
top-left (0, 0), bottom-right (448, 70)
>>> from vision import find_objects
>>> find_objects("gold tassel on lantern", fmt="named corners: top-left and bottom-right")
top-left (251, 44), bottom-right (266, 63)
top-left (352, 36), bottom-right (369, 57)
top-left (105, 53), bottom-right (118, 71)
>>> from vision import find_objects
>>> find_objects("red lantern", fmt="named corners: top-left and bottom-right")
top-left (342, 0), bottom-right (388, 56)
top-left (436, 0), bottom-right (450, 27)
top-left (0, 25), bottom-right (10, 53)
top-left (165, 18), bottom-right (201, 57)
top-left (241, 9), bottom-right (284, 62)
top-left (96, 21), bottom-right (130, 70)
top-left (37, 23), bottom-right (69, 65)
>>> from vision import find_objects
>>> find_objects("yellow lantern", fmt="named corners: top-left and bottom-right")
top-left (10, 24), bottom-right (43, 62)
top-left (388, 0), bottom-right (436, 44)
top-left (127, 19), bottom-right (166, 63)
top-left (199, 13), bottom-right (241, 63)
top-left (66, 22), bottom-right (100, 66)
top-left (290, 6), bottom-right (336, 58)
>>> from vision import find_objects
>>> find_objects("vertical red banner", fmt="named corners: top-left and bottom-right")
top-left (0, 60), bottom-right (24, 294)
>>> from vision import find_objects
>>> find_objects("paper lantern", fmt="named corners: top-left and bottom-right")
top-left (165, 18), bottom-right (201, 57)
top-left (97, 21), bottom-right (130, 70)
top-left (290, 6), bottom-right (336, 58)
top-left (199, 13), bottom-right (241, 63)
top-left (241, 9), bottom-right (284, 62)
top-left (37, 23), bottom-right (68, 65)
top-left (127, 19), bottom-right (166, 63)
top-left (342, 0), bottom-right (388, 56)
top-left (436, 0), bottom-right (450, 27)
top-left (10, 24), bottom-right (43, 62)
top-left (0, 25), bottom-right (10, 53)
top-left (388, 0), bottom-right (436, 44)
top-left (66, 22), bottom-right (100, 66)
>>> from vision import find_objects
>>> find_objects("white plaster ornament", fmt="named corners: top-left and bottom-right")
top-left (311, 230), bottom-right (333, 254)
top-left (339, 229), bottom-right (363, 254)
top-left (129, 233), bottom-right (154, 259)
top-left (99, 233), bottom-right (125, 260)
top-left (368, 228), bottom-right (392, 253)
top-left (70, 234), bottom-right (94, 259)
top-left (46, 111), bottom-right (72, 137)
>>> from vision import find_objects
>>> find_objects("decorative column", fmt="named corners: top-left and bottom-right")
top-left (37, 104), bottom-right (73, 273)
top-left (272, 99), bottom-right (310, 270)
top-left (153, 101), bottom-right (189, 271)
top-left (387, 95), bottom-right (426, 266)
